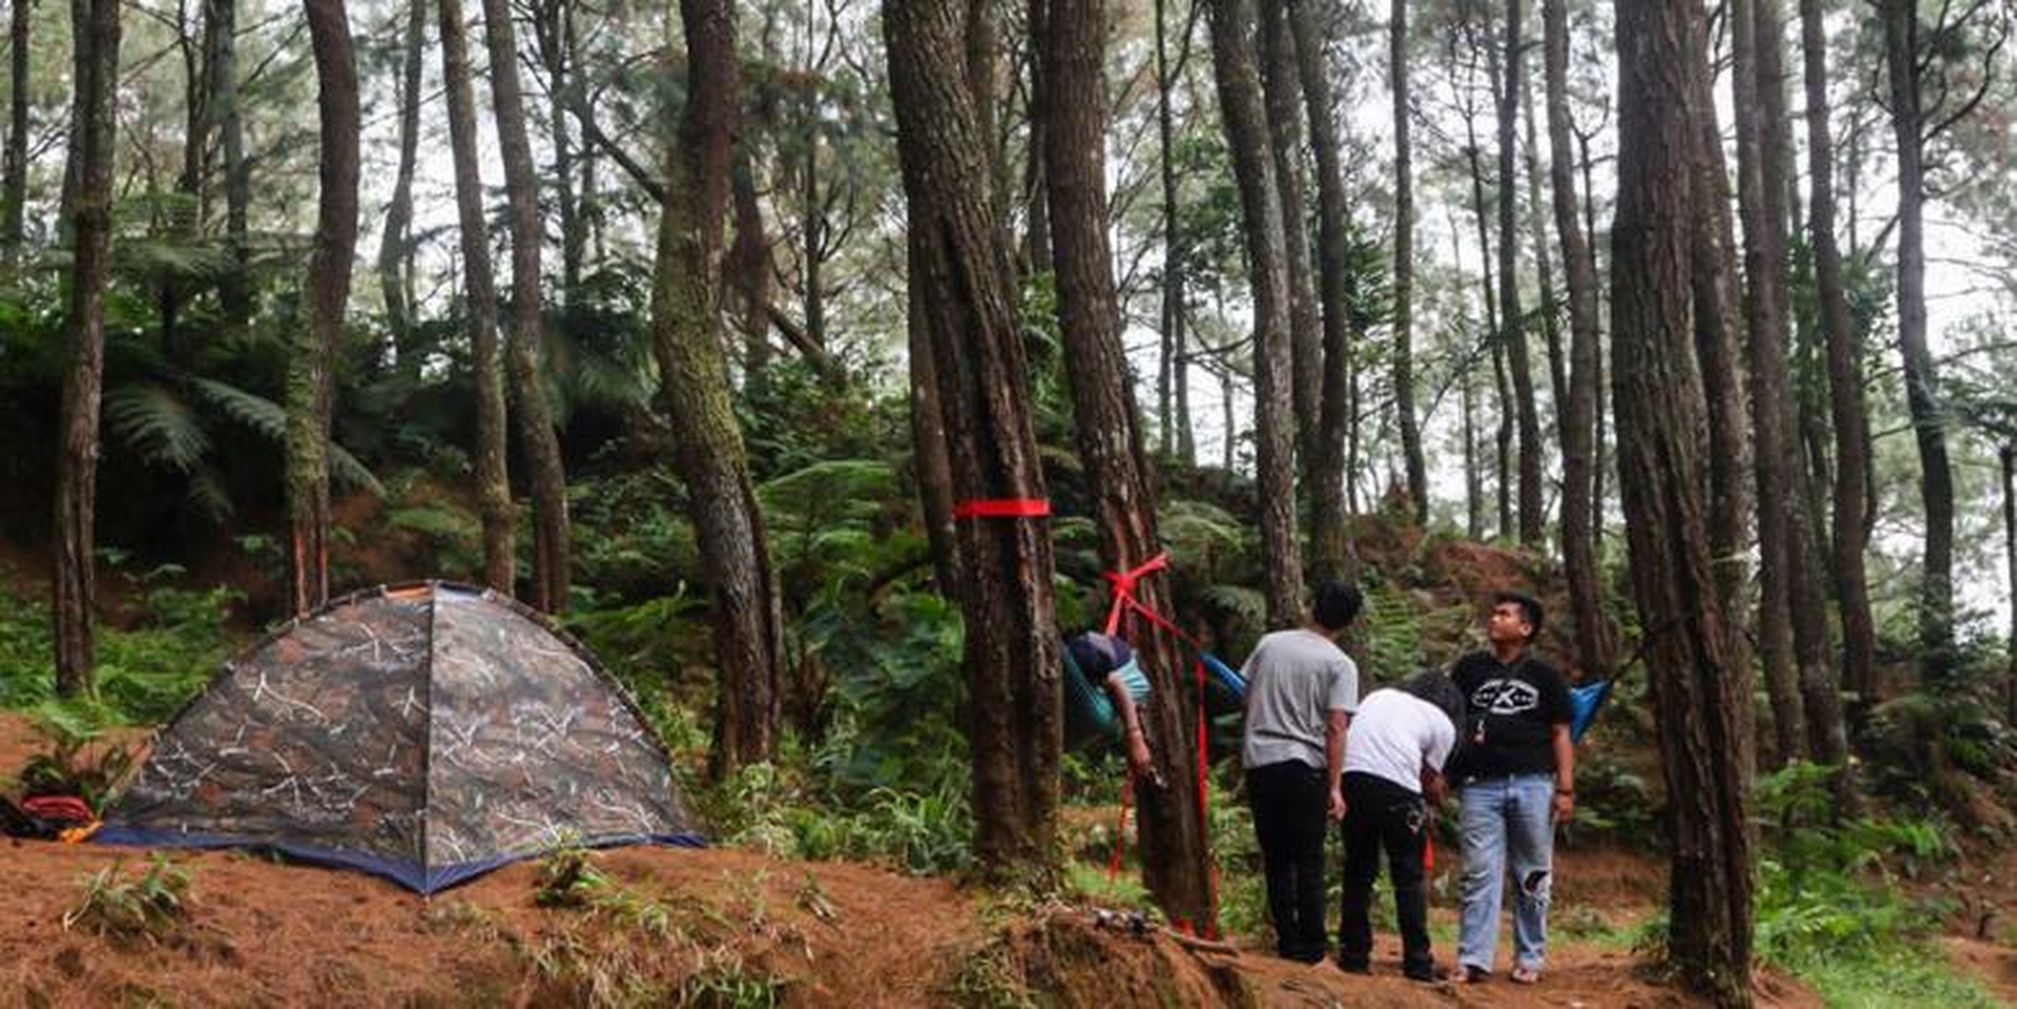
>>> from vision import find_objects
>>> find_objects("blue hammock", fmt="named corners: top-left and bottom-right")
top-left (1063, 647), bottom-right (1249, 749)
top-left (1569, 678), bottom-right (1613, 742)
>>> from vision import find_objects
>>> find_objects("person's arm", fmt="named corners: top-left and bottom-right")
top-left (1107, 678), bottom-right (1156, 780)
top-left (1326, 708), bottom-right (1351, 820)
top-left (1421, 764), bottom-right (1448, 805)
top-left (1551, 722), bottom-right (1575, 821)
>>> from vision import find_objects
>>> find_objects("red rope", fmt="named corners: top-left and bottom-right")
top-left (1109, 769), bottom-right (1133, 881)
top-left (951, 498), bottom-right (1051, 519)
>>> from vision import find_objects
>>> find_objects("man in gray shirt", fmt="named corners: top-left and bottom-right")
top-left (1240, 580), bottom-right (1362, 963)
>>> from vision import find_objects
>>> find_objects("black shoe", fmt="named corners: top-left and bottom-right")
top-left (1404, 963), bottom-right (1450, 984)
top-left (1334, 958), bottom-right (1371, 975)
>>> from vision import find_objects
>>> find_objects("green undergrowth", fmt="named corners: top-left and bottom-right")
top-left (1748, 763), bottom-right (2000, 1008)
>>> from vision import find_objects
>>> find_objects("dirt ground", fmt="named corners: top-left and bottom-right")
top-left (0, 710), bottom-right (1938, 1008)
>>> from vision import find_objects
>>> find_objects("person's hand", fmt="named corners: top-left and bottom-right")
top-left (1552, 790), bottom-right (1575, 823)
top-left (1127, 737), bottom-right (1155, 780)
top-left (1327, 786), bottom-right (1347, 822)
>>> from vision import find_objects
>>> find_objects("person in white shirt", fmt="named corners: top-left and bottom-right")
top-left (1334, 671), bottom-right (1465, 982)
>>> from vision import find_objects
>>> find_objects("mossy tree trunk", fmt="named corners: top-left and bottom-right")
top-left (288, 0), bottom-right (359, 616)
top-left (654, 0), bottom-right (787, 779)
top-left (438, 0), bottom-right (514, 596)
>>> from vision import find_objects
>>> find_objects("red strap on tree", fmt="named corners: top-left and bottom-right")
top-left (1109, 769), bottom-right (1133, 881)
top-left (952, 498), bottom-right (1051, 519)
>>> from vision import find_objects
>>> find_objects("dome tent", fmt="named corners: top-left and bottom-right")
top-left (97, 582), bottom-right (701, 892)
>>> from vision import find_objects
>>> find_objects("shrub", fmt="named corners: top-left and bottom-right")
top-left (64, 856), bottom-right (193, 944)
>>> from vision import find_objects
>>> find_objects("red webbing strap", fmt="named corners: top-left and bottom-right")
top-left (1196, 653), bottom-right (1219, 938)
top-left (952, 498), bottom-right (1051, 519)
top-left (1425, 831), bottom-right (1436, 872)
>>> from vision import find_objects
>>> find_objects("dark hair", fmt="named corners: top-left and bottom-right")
top-left (1399, 670), bottom-right (1467, 735)
top-left (1312, 580), bottom-right (1364, 631)
top-left (1494, 591), bottom-right (1545, 641)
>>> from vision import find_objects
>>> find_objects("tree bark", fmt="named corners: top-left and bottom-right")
top-left (1498, 0), bottom-right (1544, 548)
top-left (1258, 0), bottom-right (1321, 495)
top-left (2003, 442), bottom-right (2016, 727)
top-left (1285, 0), bottom-right (1358, 577)
top-left (1154, 0), bottom-right (1194, 465)
top-left (1, 0), bottom-right (28, 262)
top-left (1382, 0), bottom-right (1426, 524)
top-left (655, 0), bottom-right (787, 779)
top-left (729, 148), bottom-right (773, 382)
top-left (1521, 78), bottom-right (1564, 466)
top-left (1881, 0), bottom-right (1957, 688)
top-left (211, 0), bottom-right (250, 326)
top-left (1688, 30), bottom-right (1753, 681)
top-left (1613, 0), bottom-right (1756, 996)
top-left (1040, 0), bottom-right (1214, 933)
top-left (1210, 0), bottom-right (1303, 627)
top-left (52, 0), bottom-right (121, 696)
top-left (909, 281), bottom-right (961, 598)
top-left (1798, 0), bottom-right (1877, 711)
top-left (439, 0), bottom-right (514, 595)
top-left (288, 0), bottom-right (359, 616)
top-left (1542, 0), bottom-right (1610, 680)
top-left (1733, 0), bottom-right (1806, 767)
top-left (379, 0), bottom-right (426, 352)
top-left (886, 0), bottom-right (1063, 880)
top-left (482, 0), bottom-right (572, 612)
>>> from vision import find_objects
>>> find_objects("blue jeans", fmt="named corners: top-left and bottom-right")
top-left (1457, 773), bottom-right (1555, 973)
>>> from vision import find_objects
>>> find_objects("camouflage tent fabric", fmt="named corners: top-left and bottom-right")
top-left (97, 582), bottom-right (701, 892)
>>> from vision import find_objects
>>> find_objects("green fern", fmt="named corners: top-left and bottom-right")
top-left (186, 376), bottom-right (385, 496)
top-left (105, 383), bottom-right (212, 473)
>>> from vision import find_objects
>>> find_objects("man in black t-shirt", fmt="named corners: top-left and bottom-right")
top-left (1449, 591), bottom-right (1575, 986)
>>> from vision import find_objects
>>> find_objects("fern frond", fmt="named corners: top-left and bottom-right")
top-left (186, 376), bottom-right (384, 497)
top-left (106, 384), bottom-right (212, 473)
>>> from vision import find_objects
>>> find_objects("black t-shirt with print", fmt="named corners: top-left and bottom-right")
top-left (1447, 651), bottom-right (1573, 780)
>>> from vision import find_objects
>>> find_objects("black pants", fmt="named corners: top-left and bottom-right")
top-left (1247, 760), bottom-right (1329, 962)
top-left (1337, 771), bottom-right (1433, 974)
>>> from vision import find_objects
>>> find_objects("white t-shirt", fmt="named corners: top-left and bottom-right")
top-left (1342, 688), bottom-right (1457, 794)
top-left (1240, 629), bottom-right (1359, 770)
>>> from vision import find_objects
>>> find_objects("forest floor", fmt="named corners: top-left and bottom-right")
top-left (0, 713), bottom-right (1883, 1009)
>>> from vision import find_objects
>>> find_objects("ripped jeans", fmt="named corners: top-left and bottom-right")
top-left (1457, 773), bottom-right (1556, 974)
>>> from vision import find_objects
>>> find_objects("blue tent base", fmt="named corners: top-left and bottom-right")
top-left (92, 824), bottom-right (708, 895)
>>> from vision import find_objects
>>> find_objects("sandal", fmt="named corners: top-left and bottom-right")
top-left (1510, 966), bottom-right (1542, 984)
top-left (1457, 965), bottom-right (1490, 984)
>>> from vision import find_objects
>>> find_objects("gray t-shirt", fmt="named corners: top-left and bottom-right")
top-left (1240, 629), bottom-right (1359, 770)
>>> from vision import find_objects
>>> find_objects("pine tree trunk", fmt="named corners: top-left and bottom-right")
top-left (53, 0), bottom-right (121, 697)
top-left (1258, 0), bottom-right (1320, 492)
top-left (379, 0), bottom-right (425, 353)
top-left (1287, 0), bottom-right (1361, 574)
top-left (482, 0), bottom-right (571, 612)
top-left (1881, 0), bottom-right (1956, 688)
top-left (1521, 80), bottom-right (1564, 458)
top-left (1542, 0), bottom-right (1610, 679)
top-left (1733, 0), bottom-right (1806, 767)
top-left (0, 0), bottom-right (28, 263)
top-left (533, 0), bottom-right (582, 304)
top-left (1154, 0), bottom-right (1192, 465)
top-left (288, 0), bottom-right (359, 616)
top-left (2003, 442), bottom-right (2016, 727)
top-left (439, 0), bottom-right (514, 596)
top-left (1382, 0), bottom-right (1426, 524)
top-left (1498, 0), bottom-right (1544, 547)
top-left (730, 150), bottom-right (773, 381)
top-left (1797, 0), bottom-right (1877, 711)
top-left (211, 0), bottom-right (249, 326)
top-left (886, 0), bottom-right (1063, 880)
top-left (908, 281), bottom-right (961, 598)
top-left (1688, 36), bottom-right (1753, 681)
top-left (1613, 0), bottom-right (1756, 996)
top-left (1209, 0), bottom-right (1302, 627)
top-left (1040, 0), bottom-right (1214, 932)
top-left (654, 0), bottom-right (787, 779)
